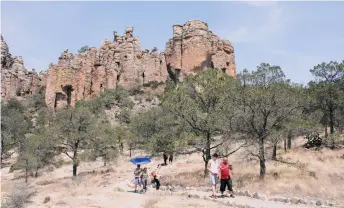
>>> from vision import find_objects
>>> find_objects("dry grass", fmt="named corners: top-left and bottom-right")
top-left (142, 198), bottom-right (160, 208)
top-left (158, 140), bottom-right (344, 203)
top-left (36, 179), bottom-right (54, 186)
top-left (1, 183), bottom-right (36, 208)
top-left (235, 147), bottom-right (344, 201)
top-left (161, 169), bottom-right (208, 187)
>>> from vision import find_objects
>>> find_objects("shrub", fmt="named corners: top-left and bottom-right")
top-left (143, 81), bottom-right (164, 89)
top-left (1, 183), bottom-right (36, 208)
top-left (78, 45), bottom-right (89, 54)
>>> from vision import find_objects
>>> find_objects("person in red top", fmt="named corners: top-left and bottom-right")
top-left (218, 157), bottom-right (234, 198)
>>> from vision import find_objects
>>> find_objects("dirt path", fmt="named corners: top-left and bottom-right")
top-left (2, 145), bottom-right (342, 208)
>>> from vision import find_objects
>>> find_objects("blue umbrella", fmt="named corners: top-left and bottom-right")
top-left (130, 156), bottom-right (152, 165)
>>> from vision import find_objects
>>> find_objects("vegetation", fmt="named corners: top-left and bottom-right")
top-left (1, 60), bottom-right (343, 182)
top-left (78, 45), bottom-right (89, 53)
top-left (1, 183), bottom-right (36, 208)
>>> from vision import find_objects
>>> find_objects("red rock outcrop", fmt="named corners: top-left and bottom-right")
top-left (45, 27), bottom-right (167, 108)
top-left (44, 20), bottom-right (237, 108)
top-left (1, 35), bottom-right (41, 102)
top-left (165, 20), bottom-right (236, 80)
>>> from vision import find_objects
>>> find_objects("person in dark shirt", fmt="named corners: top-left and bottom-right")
top-left (163, 153), bottom-right (168, 165)
top-left (168, 152), bottom-right (173, 165)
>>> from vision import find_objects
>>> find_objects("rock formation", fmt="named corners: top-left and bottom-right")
top-left (0, 20), bottom-right (236, 108)
top-left (165, 20), bottom-right (236, 81)
top-left (45, 27), bottom-right (168, 108)
top-left (1, 35), bottom-right (41, 102)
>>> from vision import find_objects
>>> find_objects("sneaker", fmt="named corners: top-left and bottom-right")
top-left (230, 194), bottom-right (235, 198)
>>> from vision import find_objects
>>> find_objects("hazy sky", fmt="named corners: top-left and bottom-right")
top-left (1, 1), bottom-right (343, 84)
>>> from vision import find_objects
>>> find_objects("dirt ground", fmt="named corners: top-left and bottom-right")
top-left (1, 137), bottom-right (344, 208)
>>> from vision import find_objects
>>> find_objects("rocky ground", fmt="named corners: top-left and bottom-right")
top-left (1, 137), bottom-right (344, 208)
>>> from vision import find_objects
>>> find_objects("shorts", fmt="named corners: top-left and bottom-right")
top-left (134, 177), bottom-right (140, 185)
top-left (220, 178), bottom-right (233, 192)
top-left (210, 173), bottom-right (219, 185)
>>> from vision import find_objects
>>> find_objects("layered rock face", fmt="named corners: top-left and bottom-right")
top-left (1, 35), bottom-right (41, 102)
top-left (44, 20), bottom-right (237, 108)
top-left (165, 20), bottom-right (236, 80)
top-left (45, 27), bottom-right (167, 108)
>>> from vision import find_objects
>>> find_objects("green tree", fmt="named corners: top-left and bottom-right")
top-left (308, 61), bottom-right (344, 135)
top-left (235, 63), bottom-right (302, 179)
top-left (53, 107), bottom-right (97, 176)
top-left (83, 120), bottom-right (121, 166)
top-left (13, 130), bottom-right (56, 183)
top-left (130, 107), bottom-right (189, 157)
top-left (161, 69), bottom-right (239, 175)
top-left (1, 99), bottom-right (31, 167)
top-left (78, 45), bottom-right (89, 53)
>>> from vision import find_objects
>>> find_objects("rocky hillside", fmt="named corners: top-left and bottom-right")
top-left (1, 20), bottom-right (236, 108)
top-left (1, 35), bottom-right (45, 102)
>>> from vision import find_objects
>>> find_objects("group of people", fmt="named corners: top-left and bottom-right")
top-left (207, 153), bottom-right (234, 198)
top-left (132, 152), bottom-right (234, 199)
top-left (133, 164), bottom-right (161, 193)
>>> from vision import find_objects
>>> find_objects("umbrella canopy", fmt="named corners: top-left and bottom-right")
top-left (130, 156), bottom-right (152, 165)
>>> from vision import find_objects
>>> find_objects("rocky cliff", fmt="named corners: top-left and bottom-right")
top-left (1, 35), bottom-right (42, 102)
top-left (45, 26), bottom-right (168, 109)
top-left (165, 20), bottom-right (236, 81)
top-left (2, 20), bottom-right (237, 108)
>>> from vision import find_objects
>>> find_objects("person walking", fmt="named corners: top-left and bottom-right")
top-left (140, 167), bottom-right (149, 193)
top-left (219, 158), bottom-right (234, 198)
top-left (163, 153), bottom-right (168, 166)
top-left (207, 153), bottom-right (220, 199)
top-left (168, 152), bottom-right (173, 165)
top-left (133, 164), bottom-right (142, 193)
top-left (151, 165), bottom-right (161, 190)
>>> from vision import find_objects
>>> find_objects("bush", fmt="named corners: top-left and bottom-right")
top-left (78, 45), bottom-right (89, 54)
top-left (1, 183), bottom-right (36, 208)
top-left (129, 86), bottom-right (144, 96)
top-left (143, 81), bottom-right (164, 89)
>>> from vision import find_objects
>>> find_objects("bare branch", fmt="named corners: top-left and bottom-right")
top-left (220, 143), bottom-right (245, 157)
top-left (274, 158), bottom-right (305, 170)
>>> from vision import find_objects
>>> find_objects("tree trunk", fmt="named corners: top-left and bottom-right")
top-left (203, 133), bottom-right (212, 177)
top-left (35, 167), bottom-right (39, 178)
top-left (329, 118), bottom-right (335, 135)
top-left (272, 142), bottom-right (277, 160)
top-left (129, 144), bottom-right (132, 157)
top-left (325, 125), bottom-right (328, 138)
top-left (103, 156), bottom-right (107, 167)
top-left (72, 163), bottom-right (77, 177)
top-left (258, 138), bottom-right (266, 179)
top-left (72, 144), bottom-right (78, 177)
top-left (287, 131), bottom-right (292, 149)
top-left (1, 138), bottom-right (4, 167)
top-left (284, 138), bottom-right (287, 153)
top-left (120, 142), bottom-right (123, 153)
top-left (25, 159), bottom-right (28, 184)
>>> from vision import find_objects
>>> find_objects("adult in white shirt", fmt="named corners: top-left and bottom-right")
top-left (207, 153), bottom-right (219, 198)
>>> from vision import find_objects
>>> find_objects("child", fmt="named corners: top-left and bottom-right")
top-left (140, 167), bottom-right (149, 193)
top-left (151, 165), bottom-right (161, 190)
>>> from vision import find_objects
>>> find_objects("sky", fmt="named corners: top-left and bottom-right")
top-left (1, 1), bottom-right (344, 85)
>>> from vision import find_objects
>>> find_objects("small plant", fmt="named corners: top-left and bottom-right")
top-left (78, 45), bottom-right (89, 54)
top-left (303, 132), bottom-right (322, 148)
top-left (1, 183), bottom-right (36, 208)
top-left (129, 86), bottom-right (144, 96)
